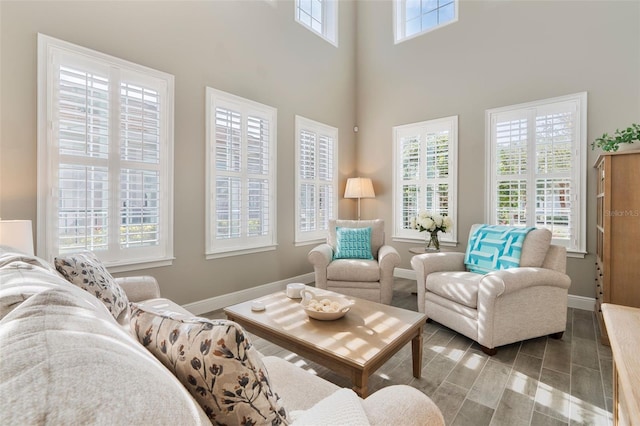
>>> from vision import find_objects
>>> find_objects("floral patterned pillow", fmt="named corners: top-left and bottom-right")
top-left (130, 305), bottom-right (289, 425)
top-left (54, 251), bottom-right (129, 320)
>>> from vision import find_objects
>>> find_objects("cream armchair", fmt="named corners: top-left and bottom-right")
top-left (308, 219), bottom-right (400, 305)
top-left (411, 225), bottom-right (571, 355)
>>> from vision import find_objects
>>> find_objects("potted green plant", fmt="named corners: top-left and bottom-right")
top-left (591, 123), bottom-right (640, 152)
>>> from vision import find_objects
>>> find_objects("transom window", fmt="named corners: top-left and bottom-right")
top-left (37, 34), bottom-right (174, 271)
top-left (295, 116), bottom-right (338, 244)
top-left (393, 116), bottom-right (458, 244)
top-left (205, 88), bottom-right (277, 259)
top-left (394, 0), bottom-right (458, 43)
top-left (486, 93), bottom-right (587, 255)
top-left (295, 0), bottom-right (338, 46)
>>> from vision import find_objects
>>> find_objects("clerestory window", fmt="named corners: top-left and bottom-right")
top-left (394, 0), bottom-right (458, 43)
top-left (295, 0), bottom-right (338, 46)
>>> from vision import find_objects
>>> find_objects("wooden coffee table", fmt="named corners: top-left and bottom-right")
top-left (224, 288), bottom-right (427, 397)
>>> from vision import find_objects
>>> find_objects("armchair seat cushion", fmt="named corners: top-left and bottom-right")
top-left (425, 271), bottom-right (483, 309)
top-left (327, 259), bottom-right (380, 282)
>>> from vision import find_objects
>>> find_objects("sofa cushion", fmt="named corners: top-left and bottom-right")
top-left (327, 259), bottom-right (380, 282)
top-left (0, 286), bottom-right (210, 425)
top-left (54, 251), bottom-right (129, 321)
top-left (425, 271), bottom-right (483, 309)
top-left (290, 388), bottom-right (369, 426)
top-left (333, 226), bottom-right (374, 260)
top-left (130, 304), bottom-right (289, 425)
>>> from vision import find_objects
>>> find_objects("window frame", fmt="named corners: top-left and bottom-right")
top-left (294, 0), bottom-right (338, 47)
top-left (205, 87), bottom-right (277, 259)
top-left (294, 115), bottom-right (338, 245)
top-left (393, 0), bottom-right (459, 44)
top-left (37, 34), bottom-right (175, 272)
top-left (392, 115), bottom-right (459, 245)
top-left (485, 92), bottom-right (587, 256)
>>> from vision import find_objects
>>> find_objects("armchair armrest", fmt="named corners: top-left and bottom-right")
top-left (363, 385), bottom-right (444, 426)
top-left (411, 252), bottom-right (465, 314)
top-left (307, 243), bottom-right (333, 268)
top-left (378, 245), bottom-right (400, 269)
top-left (479, 267), bottom-right (571, 299)
top-left (410, 252), bottom-right (466, 277)
top-left (115, 276), bottom-right (161, 302)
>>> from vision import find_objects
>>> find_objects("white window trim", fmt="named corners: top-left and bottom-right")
top-left (205, 87), bottom-right (277, 259)
top-left (392, 115), bottom-right (459, 245)
top-left (294, 0), bottom-right (339, 47)
top-left (294, 115), bottom-right (338, 246)
top-left (393, 0), bottom-right (459, 44)
top-left (37, 34), bottom-right (174, 271)
top-left (484, 92), bottom-right (587, 257)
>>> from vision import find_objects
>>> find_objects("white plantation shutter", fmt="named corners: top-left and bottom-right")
top-left (206, 88), bottom-right (277, 257)
top-left (393, 116), bottom-right (458, 243)
top-left (295, 116), bottom-right (338, 244)
top-left (38, 34), bottom-right (174, 270)
top-left (487, 93), bottom-right (586, 253)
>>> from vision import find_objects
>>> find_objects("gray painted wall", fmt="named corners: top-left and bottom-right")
top-left (0, 0), bottom-right (357, 304)
top-left (355, 0), bottom-right (640, 299)
top-left (1, 0), bottom-right (638, 304)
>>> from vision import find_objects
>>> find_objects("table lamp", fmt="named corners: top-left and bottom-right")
top-left (0, 219), bottom-right (35, 255)
top-left (344, 177), bottom-right (375, 220)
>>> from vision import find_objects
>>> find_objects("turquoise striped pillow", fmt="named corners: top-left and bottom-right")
top-left (333, 227), bottom-right (374, 260)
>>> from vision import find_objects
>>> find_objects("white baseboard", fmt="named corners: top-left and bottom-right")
top-left (566, 295), bottom-right (595, 311)
top-left (184, 269), bottom-right (596, 315)
top-left (393, 268), bottom-right (595, 312)
top-left (183, 272), bottom-right (315, 315)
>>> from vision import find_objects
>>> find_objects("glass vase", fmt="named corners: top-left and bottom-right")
top-left (425, 230), bottom-right (440, 252)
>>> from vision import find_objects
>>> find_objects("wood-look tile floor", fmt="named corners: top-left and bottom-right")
top-left (203, 278), bottom-right (613, 425)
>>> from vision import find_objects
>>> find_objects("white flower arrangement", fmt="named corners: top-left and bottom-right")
top-left (410, 211), bottom-right (453, 234)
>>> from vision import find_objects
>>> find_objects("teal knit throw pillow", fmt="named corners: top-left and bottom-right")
top-left (333, 227), bottom-right (374, 260)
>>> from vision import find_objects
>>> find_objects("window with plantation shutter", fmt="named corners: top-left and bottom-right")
top-left (393, 116), bottom-right (458, 244)
top-left (486, 93), bottom-right (587, 254)
top-left (394, 0), bottom-right (458, 44)
top-left (206, 88), bottom-right (277, 258)
top-left (295, 116), bottom-right (338, 244)
top-left (295, 0), bottom-right (338, 46)
top-left (37, 34), bottom-right (174, 271)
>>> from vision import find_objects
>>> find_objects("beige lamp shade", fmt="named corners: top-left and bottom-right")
top-left (0, 220), bottom-right (34, 255)
top-left (344, 177), bottom-right (375, 199)
top-left (344, 178), bottom-right (375, 220)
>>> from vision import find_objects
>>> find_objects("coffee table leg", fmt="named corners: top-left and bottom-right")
top-left (353, 370), bottom-right (369, 398)
top-left (412, 329), bottom-right (423, 378)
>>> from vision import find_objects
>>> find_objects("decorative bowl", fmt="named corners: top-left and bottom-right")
top-left (300, 291), bottom-right (353, 321)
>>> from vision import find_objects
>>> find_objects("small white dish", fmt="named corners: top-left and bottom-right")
top-left (251, 301), bottom-right (266, 312)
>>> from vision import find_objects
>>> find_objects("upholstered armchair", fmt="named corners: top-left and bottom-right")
top-left (411, 224), bottom-right (571, 355)
top-left (308, 219), bottom-right (400, 305)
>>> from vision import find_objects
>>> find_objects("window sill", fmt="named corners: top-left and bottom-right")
top-left (294, 238), bottom-right (325, 247)
top-left (106, 257), bottom-right (174, 273)
top-left (392, 236), bottom-right (459, 247)
top-left (206, 244), bottom-right (277, 260)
